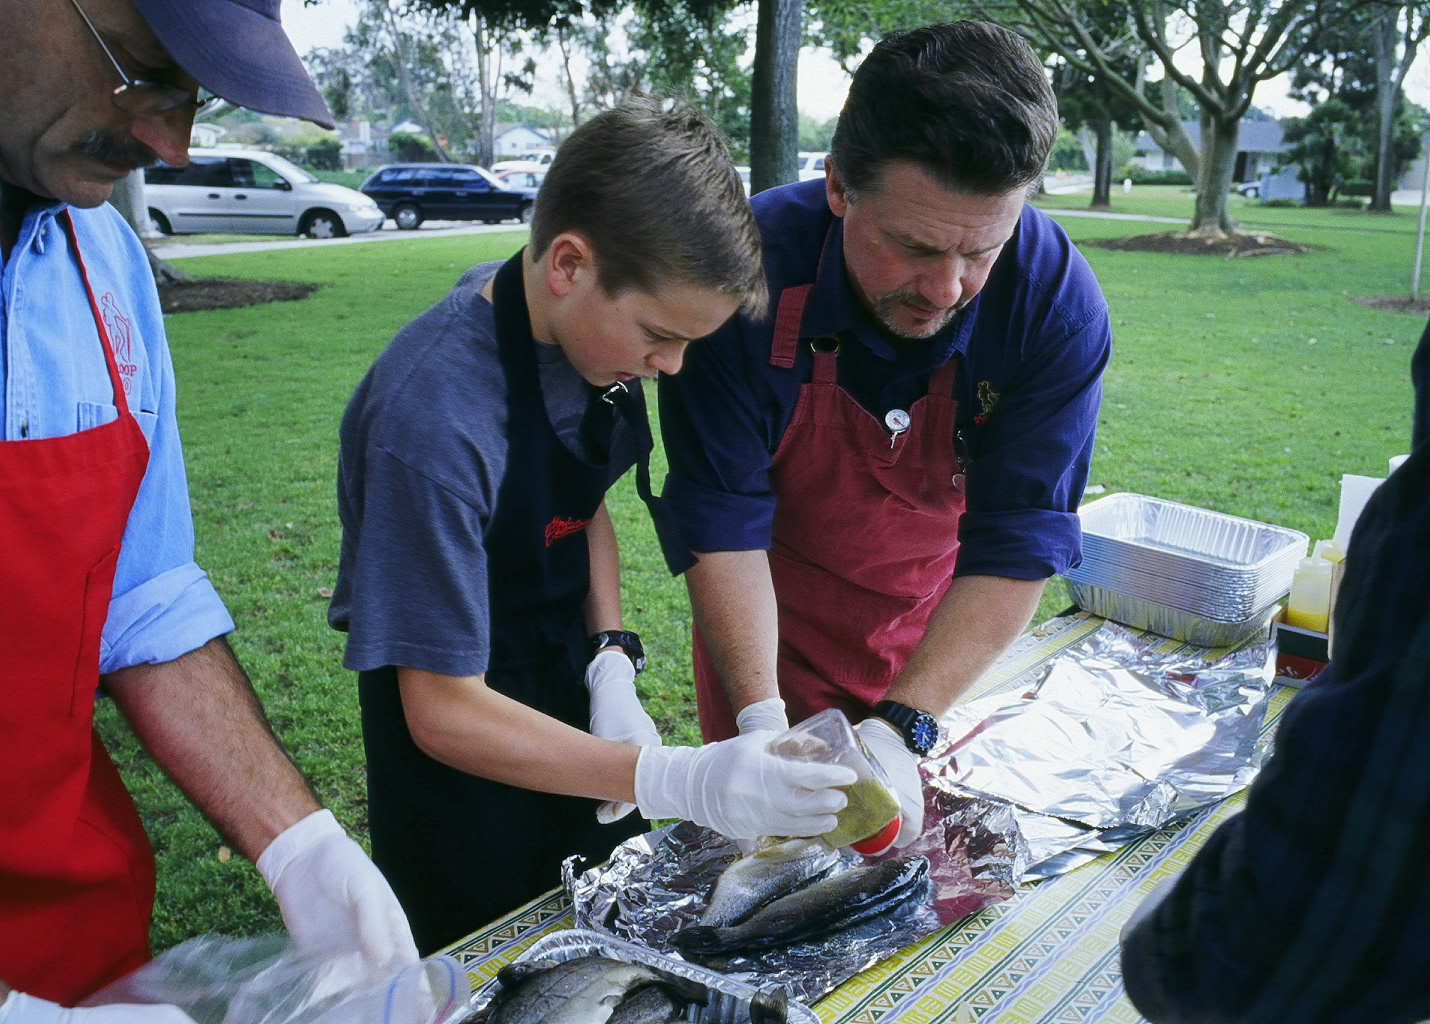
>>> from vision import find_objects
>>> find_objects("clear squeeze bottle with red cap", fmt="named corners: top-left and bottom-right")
top-left (766, 708), bottom-right (902, 856)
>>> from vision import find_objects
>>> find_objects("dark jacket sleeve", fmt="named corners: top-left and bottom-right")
top-left (1120, 328), bottom-right (1430, 1024)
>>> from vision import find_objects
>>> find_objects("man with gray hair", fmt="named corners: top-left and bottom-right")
top-left (0, 1), bottom-right (416, 1018)
top-left (659, 22), bottom-right (1112, 849)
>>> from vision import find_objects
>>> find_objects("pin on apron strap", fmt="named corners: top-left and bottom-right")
top-left (601, 381), bottom-right (697, 576)
top-left (884, 408), bottom-right (911, 448)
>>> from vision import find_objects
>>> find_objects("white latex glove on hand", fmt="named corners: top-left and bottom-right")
top-left (855, 717), bottom-right (925, 848)
top-left (634, 733), bottom-right (856, 840)
top-left (0, 992), bottom-right (194, 1024)
top-left (734, 696), bottom-right (789, 736)
top-left (257, 810), bottom-right (419, 981)
top-left (584, 648), bottom-right (662, 823)
top-left (585, 649), bottom-right (661, 747)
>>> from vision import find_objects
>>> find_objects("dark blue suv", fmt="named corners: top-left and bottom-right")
top-left (360, 163), bottom-right (538, 230)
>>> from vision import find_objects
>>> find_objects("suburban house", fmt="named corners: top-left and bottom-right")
top-left (190, 122), bottom-right (227, 147)
top-left (1131, 119), bottom-right (1289, 183)
top-left (494, 124), bottom-right (553, 160)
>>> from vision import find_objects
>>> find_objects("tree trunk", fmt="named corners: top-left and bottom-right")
top-left (109, 169), bottom-right (191, 285)
top-left (749, 0), bottom-right (804, 195)
top-left (557, 23), bottom-right (582, 129)
top-left (1091, 118), bottom-right (1113, 208)
top-left (109, 170), bottom-right (156, 240)
top-left (1190, 115), bottom-right (1239, 235)
top-left (1075, 126), bottom-right (1097, 176)
top-left (472, 14), bottom-right (498, 167)
top-left (1140, 74), bottom-right (1200, 180)
top-left (1372, 11), bottom-right (1397, 212)
top-left (386, 7), bottom-right (450, 161)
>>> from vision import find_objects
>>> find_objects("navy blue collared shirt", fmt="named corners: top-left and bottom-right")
top-left (658, 179), bottom-right (1111, 580)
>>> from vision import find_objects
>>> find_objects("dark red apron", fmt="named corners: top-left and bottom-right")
top-left (0, 213), bottom-right (155, 1004)
top-left (694, 283), bottom-right (966, 740)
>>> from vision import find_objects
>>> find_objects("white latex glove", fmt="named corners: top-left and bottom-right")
top-left (257, 810), bottom-right (419, 981)
top-left (0, 992), bottom-right (194, 1024)
top-left (734, 696), bottom-right (789, 736)
top-left (584, 649), bottom-right (663, 823)
top-left (585, 649), bottom-right (661, 747)
top-left (730, 693), bottom-right (791, 857)
top-left (855, 717), bottom-right (925, 848)
top-left (634, 734), bottom-right (856, 840)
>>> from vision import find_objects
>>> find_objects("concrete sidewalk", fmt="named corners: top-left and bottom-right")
top-left (1043, 208), bottom-right (1189, 225)
top-left (153, 220), bottom-right (528, 260)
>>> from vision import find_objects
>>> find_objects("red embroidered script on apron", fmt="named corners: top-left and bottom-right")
top-left (545, 515), bottom-right (593, 546)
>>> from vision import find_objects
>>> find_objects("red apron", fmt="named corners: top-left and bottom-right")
top-left (0, 213), bottom-right (155, 1004)
top-left (695, 283), bottom-right (966, 741)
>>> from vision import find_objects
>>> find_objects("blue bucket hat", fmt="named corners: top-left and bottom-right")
top-left (130, 0), bottom-right (335, 128)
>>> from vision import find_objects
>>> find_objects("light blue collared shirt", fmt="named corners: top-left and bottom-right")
top-left (0, 197), bottom-right (233, 673)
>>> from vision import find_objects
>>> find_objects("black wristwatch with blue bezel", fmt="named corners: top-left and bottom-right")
top-left (588, 630), bottom-right (646, 675)
top-left (873, 700), bottom-right (940, 756)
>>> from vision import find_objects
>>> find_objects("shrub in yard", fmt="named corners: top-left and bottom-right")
top-left (1119, 166), bottom-right (1194, 186)
top-left (388, 132), bottom-right (434, 162)
top-left (306, 138), bottom-right (343, 172)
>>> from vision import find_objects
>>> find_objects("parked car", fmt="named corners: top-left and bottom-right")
top-left (143, 148), bottom-right (383, 238)
top-left (1233, 180), bottom-right (1261, 199)
top-left (798, 152), bottom-right (828, 181)
top-left (360, 163), bottom-right (538, 230)
top-left (735, 165), bottom-right (751, 196)
top-left (492, 148), bottom-right (555, 173)
top-left (495, 168), bottom-right (545, 190)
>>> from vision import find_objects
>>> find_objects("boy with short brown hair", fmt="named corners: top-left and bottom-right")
top-left (329, 101), bottom-right (847, 953)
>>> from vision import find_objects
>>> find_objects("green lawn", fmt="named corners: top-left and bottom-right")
top-left (98, 193), bottom-right (1422, 952)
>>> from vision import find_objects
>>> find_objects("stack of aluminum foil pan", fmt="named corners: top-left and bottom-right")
top-left (1062, 493), bottom-right (1308, 646)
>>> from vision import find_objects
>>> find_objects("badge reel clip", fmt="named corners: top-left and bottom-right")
top-left (884, 408), bottom-right (910, 449)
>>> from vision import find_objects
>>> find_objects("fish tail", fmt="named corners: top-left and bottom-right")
top-left (670, 925), bottom-right (722, 957)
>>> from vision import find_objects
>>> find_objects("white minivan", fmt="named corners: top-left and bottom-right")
top-left (798, 152), bottom-right (828, 181)
top-left (143, 148), bottom-right (384, 238)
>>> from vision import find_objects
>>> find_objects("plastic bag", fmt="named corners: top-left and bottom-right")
top-left (82, 936), bottom-right (469, 1024)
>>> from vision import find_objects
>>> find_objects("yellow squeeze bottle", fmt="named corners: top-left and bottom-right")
top-left (1286, 551), bottom-right (1333, 633)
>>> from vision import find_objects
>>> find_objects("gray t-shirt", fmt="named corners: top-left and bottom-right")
top-left (329, 261), bottom-right (637, 676)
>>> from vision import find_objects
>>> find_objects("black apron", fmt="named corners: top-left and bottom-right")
top-left (359, 253), bottom-right (649, 954)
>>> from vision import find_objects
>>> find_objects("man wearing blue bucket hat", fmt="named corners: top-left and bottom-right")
top-left (0, 1), bottom-right (417, 1019)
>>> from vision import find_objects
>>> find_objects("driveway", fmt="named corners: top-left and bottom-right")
top-left (153, 220), bottom-right (529, 260)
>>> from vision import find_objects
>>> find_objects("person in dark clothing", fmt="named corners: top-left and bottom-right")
top-left (329, 103), bottom-right (857, 953)
top-left (1119, 328), bottom-right (1429, 1023)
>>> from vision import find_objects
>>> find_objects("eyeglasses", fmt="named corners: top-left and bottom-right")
top-left (69, 0), bottom-right (220, 117)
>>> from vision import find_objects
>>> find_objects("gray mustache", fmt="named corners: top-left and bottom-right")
top-left (76, 131), bottom-right (159, 171)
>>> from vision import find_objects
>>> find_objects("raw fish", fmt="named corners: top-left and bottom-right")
top-left (673, 856), bottom-right (930, 961)
top-left (700, 838), bottom-right (841, 928)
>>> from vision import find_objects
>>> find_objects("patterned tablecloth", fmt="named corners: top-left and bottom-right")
top-left (442, 612), bottom-right (1293, 1023)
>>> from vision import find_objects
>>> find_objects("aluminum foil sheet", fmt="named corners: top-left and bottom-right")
top-left (462, 929), bottom-right (817, 1024)
top-left (563, 793), bottom-right (1022, 1005)
top-left (926, 621), bottom-right (1276, 878)
top-left (1065, 493), bottom-right (1308, 625)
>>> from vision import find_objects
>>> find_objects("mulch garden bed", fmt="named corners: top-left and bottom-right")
top-left (1088, 231), bottom-right (1315, 258)
top-left (1352, 296), bottom-right (1430, 315)
top-left (157, 278), bottom-right (319, 314)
